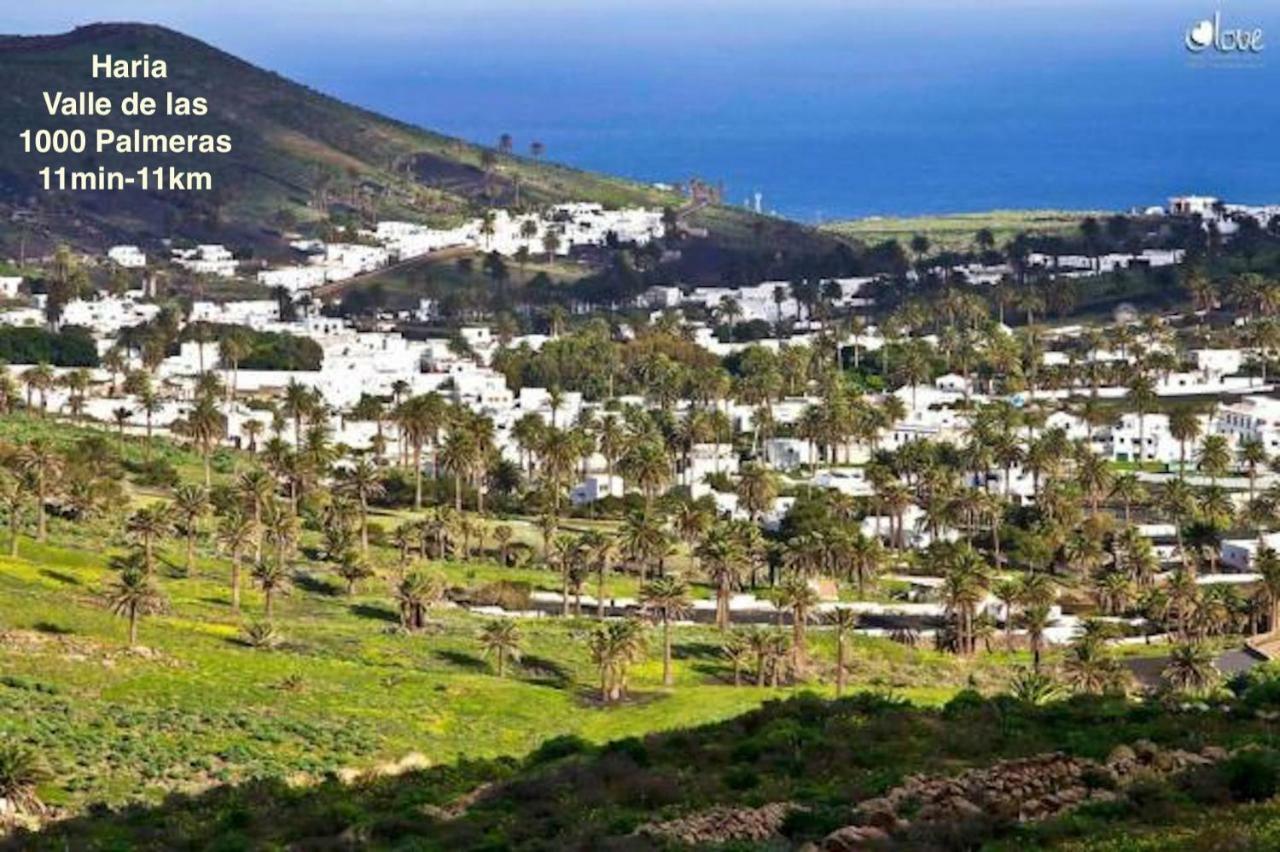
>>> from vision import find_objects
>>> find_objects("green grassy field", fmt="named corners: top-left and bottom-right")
top-left (0, 501), bottom-right (1016, 822)
top-left (822, 210), bottom-right (1100, 251)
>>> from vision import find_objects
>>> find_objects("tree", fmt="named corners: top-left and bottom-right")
top-left (1196, 434), bottom-right (1232, 485)
top-left (721, 633), bottom-right (750, 686)
top-left (396, 570), bottom-right (445, 631)
top-left (827, 607), bottom-right (858, 696)
top-left (698, 523), bottom-right (746, 629)
top-left (339, 459), bottom-right (385, 554)
top-left (1022, 603), bottom-right (1052, 674)
top-left (393, 391), bottom-right (441, 496)
top-left (251, 559), bottom-right (291, 619)
top-left (334, 550), bottom-right (373, 595)
top-left (736, 463), bottom-right (778, 524)
top-left (1162, 642), bottom-right (1219, 695)
top-left (588, 619), bottom-right (647, 703)
top-left (1125, 374), bottom-right (1157, 464)
top-left (1168, 407), bottom-right (1202, 476)
top-left (1062, 635), bottom-right (1124, 695)
top-left (216, 509), bottom-right (256, 611)
top-left (775, 577), bottom-right (820, 669)
top-left (172, 485), bottom-right (209, 575)
top-left (125, 503), bottom-right (172, 576)
top-left (16, 439), bottom-right (62, 543)
top-left (479, 619), bottom-right (522, 677)
top-left (186, 395), bottom-right (226, 488)
top-left (640, 575), bottom-right (691, 687)
top-left (1256, 546), bottom-right (1280, 633)
top-left (106, 567), bottom-right (165, 647)
top-left (0, 471), bottom-right (25, 557)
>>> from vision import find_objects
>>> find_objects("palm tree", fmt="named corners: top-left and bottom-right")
top-left (106, 567), bottom-right (165, 647)
top-left (0, 740), bottom-right (52, 822)
top-left (640, 575), bottom-right (691, 687)
top-left (588, 619), bottom-right (646, 703)
top-left (846, 532), bottom-right (884, 597)
top-left (698, 523), bottom-right (745, 629)
top-left (721, 633), bottom-right (750, 686)
top-left (1241, 437), bottom-right (1269, 500)
top-left (125, 503), bottom-right (172, 576)
top-left (251, 559), bottom-right (291, 619)
top-left (827, 607), bottom-right (858, 696)
top-left (334, 550), bottom-right (373, 595)
top-left (775, 577), bottom-right (820, 669)
top-left (186, 395), bottom-right (226, 488)
top-left (1162, 642), bottom-right (1219, 695)
top-left (1256, 546), bottom-right (1280, 633)
top-left (1168, 407), bottom-right (1202, 477)
top-left (1022, 603), bottom-right (1052, 674)
top-left (1110, 474), bottom-right (1146, 525)
top-left (16, 439), bottom-right (62, 543)
top-left (395, 394), bottom-right (446, 509)
top-left (1197, 434), bottom-right (1232, 485)
top-left (339, 459), bottom-right (385, 554)
top-left (1062, 636), bottom-right (1123, 695)
top-left (735, 463), bottom-right (778, 525)
top-left (216, 509), bottom-right (256, 611)
top-left (171, 485), bottom-right (209, 575)
top-left (396, 570), bottom-right (444, 631)
top-left (1125, 374), bottom-right (1158, 465)
top-left (479, 620), bottom-right (522, 677)
top-left (0, 471), bottom-right (25, 557)
top-left (620, 439), bottom-right (670, 511)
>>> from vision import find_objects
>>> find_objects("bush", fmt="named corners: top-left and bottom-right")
top-left (528, 735), bottom-right (590, 765)
top-left (1224, 748), bottom-right (1280, 802)
top-left (128, 458), bottom-right (180, 488)
top-left (942, 688), bottom-right (987, 718)
top-left (469, 581), bottom-right (532, 611)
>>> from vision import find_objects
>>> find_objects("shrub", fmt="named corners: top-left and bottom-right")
top-left (528, 734), bottom-right (590, 765)
top-left (470, 581), bottom-right (532, 611)
top-left (128, 458), bottom-right (179, 489)
top-left (1223, 748), bottom-right (1280, 802)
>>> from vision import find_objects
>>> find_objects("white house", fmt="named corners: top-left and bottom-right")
top-left (107, 245), bottom-right (147, 268)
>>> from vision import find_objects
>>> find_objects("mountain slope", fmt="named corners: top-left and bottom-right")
top-left (0, 24), bottom-right (809, 259)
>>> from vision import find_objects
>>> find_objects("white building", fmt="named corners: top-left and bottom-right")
top-left (107, 245), bottom-right (147, 268)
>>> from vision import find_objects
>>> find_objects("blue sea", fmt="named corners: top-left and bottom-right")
top-left (14, 0), bottom-right (1280, 221)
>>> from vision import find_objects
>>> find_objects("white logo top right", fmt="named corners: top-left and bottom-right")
top-left (1185, 11), bottom-right (1265, 53)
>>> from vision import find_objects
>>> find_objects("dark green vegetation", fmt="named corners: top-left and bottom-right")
top-left (0, 325), bottom-right (97, 367)
top-left (16, 684), bottom-right (1280, 850)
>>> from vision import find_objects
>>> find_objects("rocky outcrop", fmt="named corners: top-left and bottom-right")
top-left (815, 743), bottom-right (1226, 849)
top-left (636, 802), bottom-right (800, 845)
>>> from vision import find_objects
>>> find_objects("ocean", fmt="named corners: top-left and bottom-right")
top-left (14, 0), bottom-right (1280, 222)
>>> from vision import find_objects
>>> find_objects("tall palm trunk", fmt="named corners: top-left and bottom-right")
top-left (662, 618), bottom-right (674, 686)
top-left (231, 551), bottom-right (242, 611)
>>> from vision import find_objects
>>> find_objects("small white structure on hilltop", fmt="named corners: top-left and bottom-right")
top-left (107, 245), bottom-right (147, 268)
top-left (0, 277), bottom-right (22, 299)
top-left (173, 245), bottom-right (237, 278)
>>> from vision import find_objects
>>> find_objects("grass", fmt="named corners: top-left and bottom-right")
top-left (822, 209), bottom-right (1099, 251)
top-left (0, 509), bottom-right (1010, 821)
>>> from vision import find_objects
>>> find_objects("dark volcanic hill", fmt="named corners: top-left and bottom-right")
top-left (0, 23), bottom-right (827, 263)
